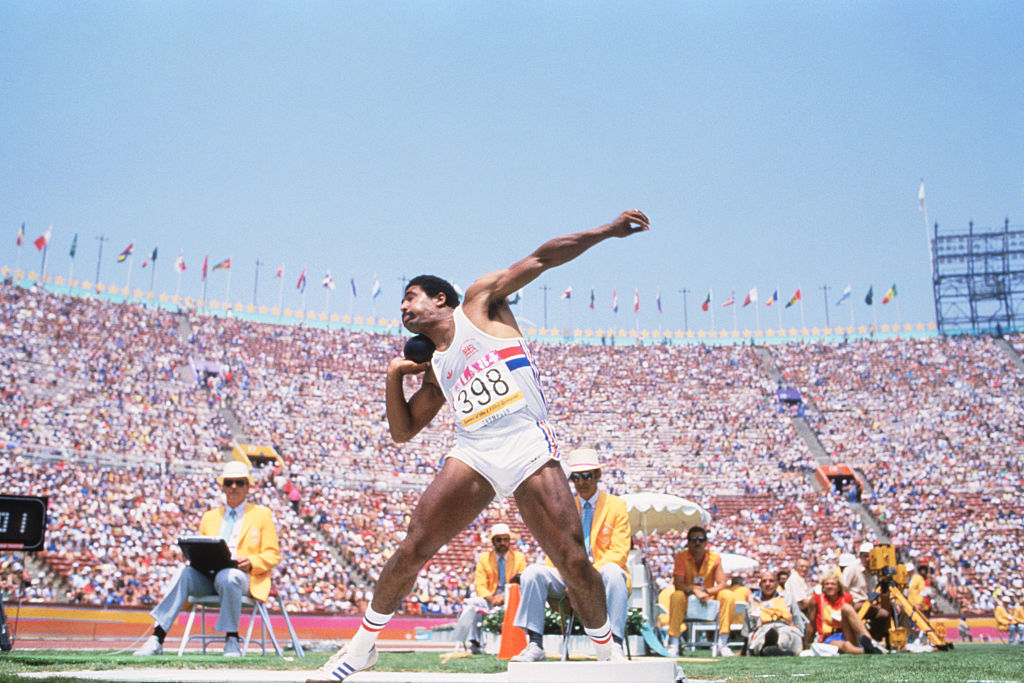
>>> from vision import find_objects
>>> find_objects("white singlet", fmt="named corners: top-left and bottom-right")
top-left (430, 306), bottom-right (559, 497)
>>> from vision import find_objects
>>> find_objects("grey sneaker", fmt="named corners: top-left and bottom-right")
top-left (510, 642), bottom-right (546, 662)
top-left (223, 635), bottom-right (241, 658)
top-left (132, 635), bottom-right (163, 656)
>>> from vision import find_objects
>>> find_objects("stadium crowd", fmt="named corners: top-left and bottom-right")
top-left (1, 280), bottom-right (1021, 621)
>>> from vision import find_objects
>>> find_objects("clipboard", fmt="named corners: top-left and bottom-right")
top-left (178, 536), bottom-right (238, 574)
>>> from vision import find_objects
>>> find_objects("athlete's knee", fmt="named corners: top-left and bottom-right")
top-left (556, 551), bottom-right (597, 586)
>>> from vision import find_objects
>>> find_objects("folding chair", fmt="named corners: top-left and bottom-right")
top-left (683, 598), bottom-right (720, 652)
top-left (177, 589), bottom-right (304, 657)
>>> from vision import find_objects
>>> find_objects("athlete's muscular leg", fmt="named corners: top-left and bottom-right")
top-left (514, 461), bottom-right (608, 628)
top-left (370, 458), bottom-right (495, 613)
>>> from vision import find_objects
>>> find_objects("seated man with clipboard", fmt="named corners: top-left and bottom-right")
top-left (134, 461), bottom-right (281, 657)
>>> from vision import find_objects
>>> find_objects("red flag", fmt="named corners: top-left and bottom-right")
top-left (633, 288), bottom-right (639, 313)
top-left (202, 255), bottom-right (208, 282)
top-left (275, 264), bottom-right (284, 278)
top-left (174, 250), bottom-right (186, 273)
top-left (16, 223), bottom-right (24, 247)
top-left (701, 291), bottom-right (711, 312)
top-left (722, 290), bottom-right (735, 307)
top-left (33, 226), bottom-right (51, 251)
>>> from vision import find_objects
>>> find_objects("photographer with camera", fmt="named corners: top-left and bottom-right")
top-left (804, 575), bottom-right (886, 655)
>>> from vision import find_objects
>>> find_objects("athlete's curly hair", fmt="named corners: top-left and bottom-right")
top-left (406, 275), bottom-right (460, 308)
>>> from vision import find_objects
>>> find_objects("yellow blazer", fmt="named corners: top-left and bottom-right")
top-left (545, 491), bottom-right (631, 582)
top-left (199, 502), bottom-right (281, 602)
top-left (578, 491), bottom-right (631, 574)
top-left (474, 549), bottom-right (527, 598)
top-left (994, 604), bottom-right (1013, 629)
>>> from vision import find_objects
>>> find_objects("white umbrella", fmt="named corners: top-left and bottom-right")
top-left (621, 492), bottom-right (711, 634)
top-left (620, 492), bottom-right (711, 536)
top-left (720, 552), bottom-right (759, 575)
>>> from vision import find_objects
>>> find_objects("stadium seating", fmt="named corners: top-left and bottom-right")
top-left (1, 280), bottom-right (1020, 617)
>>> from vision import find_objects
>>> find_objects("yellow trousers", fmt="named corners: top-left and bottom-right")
top-left (667, 589), bottom-right (735, 637)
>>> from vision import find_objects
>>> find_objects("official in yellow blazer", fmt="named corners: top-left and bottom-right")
top-left (454, 523), bottom-right (527, 652)
top-left (133, 461), bottom-right (281, 658)
top-left (511, 448), bottom-right (631, 661)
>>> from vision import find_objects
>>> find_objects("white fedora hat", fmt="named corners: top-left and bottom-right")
top-left (217, 460), bottom-right (253, 485)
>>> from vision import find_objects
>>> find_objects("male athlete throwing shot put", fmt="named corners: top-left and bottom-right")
top-left (312, 210), bottom-right (649, 681)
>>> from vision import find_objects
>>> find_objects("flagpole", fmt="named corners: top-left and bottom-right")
top-left (799, 295), bottom-right (805, 331)
top-left (124, 251), bottom-right (132, 291)
top-left (277, 268), bottom-right (285, 317)
top-left (225, 266), bottom-right (232, 306)
top-left (15, 225), bottom-right (23, 274)
top-left (349, 273), bottom-right (355, 319)
top-left (709, 287), bottom-right (715, 333)
top-left (149, 251), bottom-right (157, 292)
top-left (301, 265), bottom-right (307, 312)
top-left (40, 243), bottom-right (49, 284)
top-left (919, 180), bottom-right (934, 279)
top-left (754, 292), bottom-right (760, 332)
top-left (175, 268), bottom-right (182, 299)
top-left (776, 284), bottom-right (782, 330)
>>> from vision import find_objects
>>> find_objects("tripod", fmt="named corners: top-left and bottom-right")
top-left (864, 545), bottom-right (951, 651)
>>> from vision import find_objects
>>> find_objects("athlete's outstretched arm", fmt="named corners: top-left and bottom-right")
top-left (463, 210), bottom-right (649, 316)
top-left (385, 358), bottom-right (446, 443)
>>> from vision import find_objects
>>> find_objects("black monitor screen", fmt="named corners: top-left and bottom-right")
top-left (0, 495), bottom-right (48, 551)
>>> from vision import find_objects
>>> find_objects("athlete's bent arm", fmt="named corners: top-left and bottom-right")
top-left (386, 358), bottom-right (446, 443)
top-left (461, 210), bottom-right (649, 327)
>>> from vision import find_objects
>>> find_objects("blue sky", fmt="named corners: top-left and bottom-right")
top-left (2, 1), bottom-right (1022, 335)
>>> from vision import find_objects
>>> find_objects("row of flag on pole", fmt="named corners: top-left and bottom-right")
top-left (15, 224), bottom-right (899, 308)
top-left (701, 284), bottom-right (897, 310)
top-left (560, 286), bottom-right (649, 313)
top-left (553, 283), bottom-right (898, 313)
top-left (15, 224), bottom-right (387, 298)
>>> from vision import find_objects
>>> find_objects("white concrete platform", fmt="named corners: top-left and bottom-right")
top-left (507, 660), bottom-right (680, 682)
top-left (18, 660), bottom-right (686, 682)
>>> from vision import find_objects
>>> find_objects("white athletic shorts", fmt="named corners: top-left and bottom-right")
top-left (445, 419), bottom-right (559, 498)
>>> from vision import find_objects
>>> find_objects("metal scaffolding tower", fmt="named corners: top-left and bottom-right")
top-left (933, 218), bottom-right (1024, 335)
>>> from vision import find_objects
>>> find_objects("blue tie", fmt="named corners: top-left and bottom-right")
top-left (220, 508), bottom-right (237, 541)
top-left (497, 556), bottom-right (506, 587)
top-left (582, 501), bottom-right (594, 556)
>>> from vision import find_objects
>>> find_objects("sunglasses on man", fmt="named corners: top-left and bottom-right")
top-left (688, 536), bottom-right (707, 543)
top-left (222, 478), bottom-right (249, 488)
top-left (568, 471), bottom-right (596, 482)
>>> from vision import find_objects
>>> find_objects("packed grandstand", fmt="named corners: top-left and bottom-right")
top-left (1, 280), bottom-right (1021, 622)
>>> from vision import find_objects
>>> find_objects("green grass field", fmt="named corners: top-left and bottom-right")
top-left (0, 644), bottom-right (1022, 682)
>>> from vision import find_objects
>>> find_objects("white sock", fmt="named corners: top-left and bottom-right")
top-left (585, 619), bottom-right (614, 648)
top-left (350, 606), bottom-right (393, 654)
top-left (717, 632), bottom-right (729, 648)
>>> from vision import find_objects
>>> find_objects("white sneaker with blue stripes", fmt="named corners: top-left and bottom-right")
top-left (308, 644), bottom-right (378, 682)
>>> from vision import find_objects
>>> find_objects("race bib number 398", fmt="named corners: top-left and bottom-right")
top-left (454, 352), bottom-right (526, 431)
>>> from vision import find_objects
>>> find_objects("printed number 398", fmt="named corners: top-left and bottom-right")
top-left (457, 368), bottom-right (511, 414)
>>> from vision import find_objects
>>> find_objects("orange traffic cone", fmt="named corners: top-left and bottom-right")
top-left (497, 583), bottom-right (527, 659)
